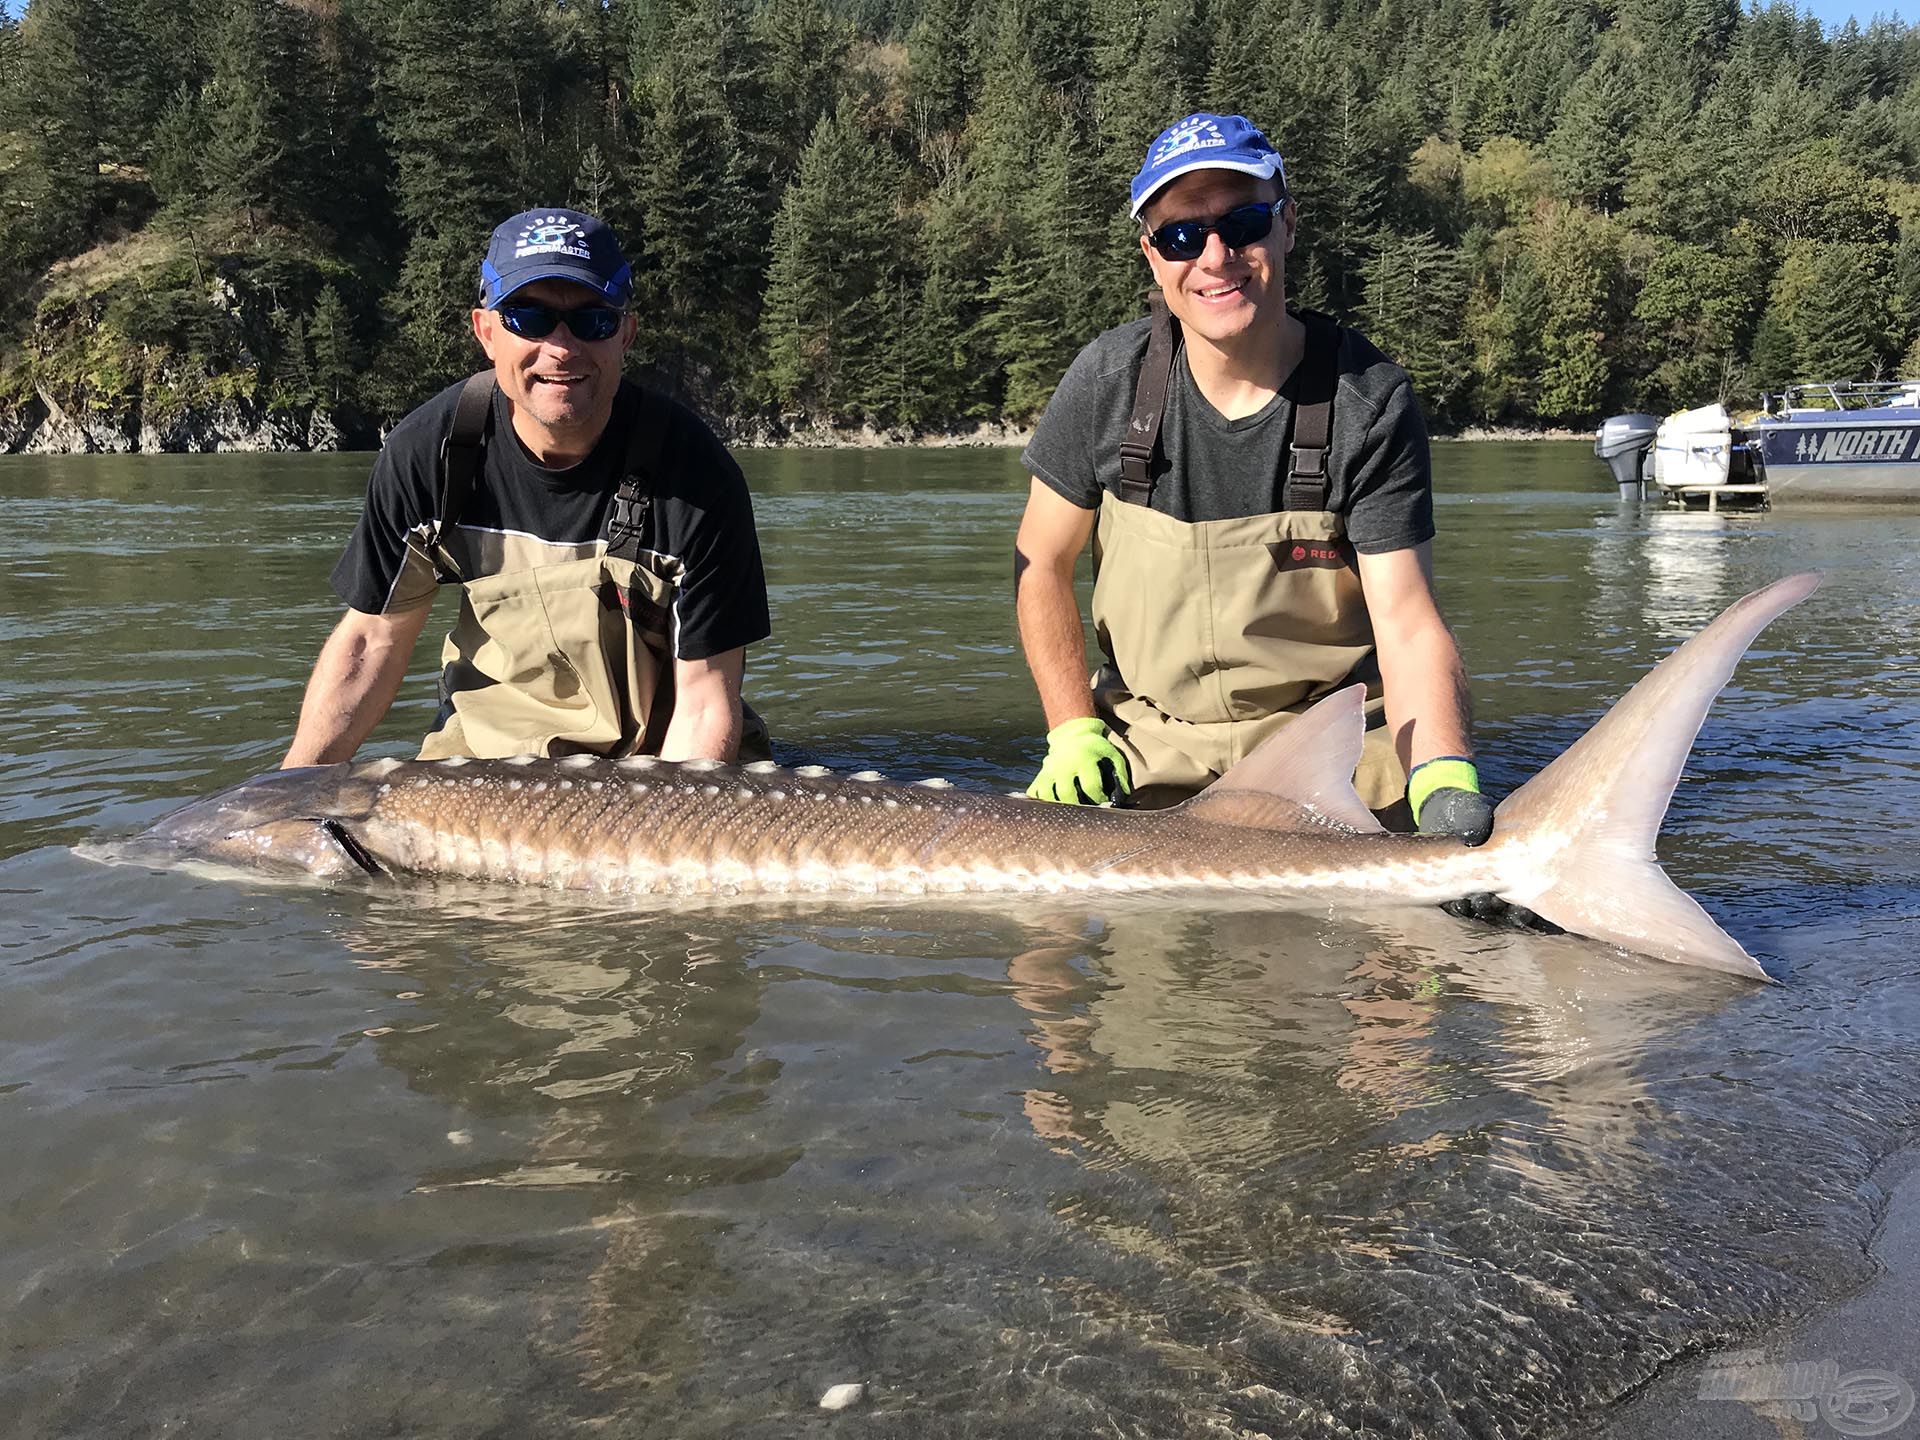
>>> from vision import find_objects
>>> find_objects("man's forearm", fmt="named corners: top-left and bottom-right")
top-left (1377, 619), bottom-right (1473, 773)
top-left (1016, 563), bottom-right (1097, 729)
top-left (657, 693), bottom-right (742, 763)
top-left (658, 650), bottom-right (746, 762)
top-left (282, 613), bottom-right (423, 768)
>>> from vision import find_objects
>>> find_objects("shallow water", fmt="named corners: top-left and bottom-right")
top-left (3, 444), bottom-right (1918, 1438)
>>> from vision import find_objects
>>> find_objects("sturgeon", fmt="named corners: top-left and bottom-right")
top-left (104, 573), bottom-right (1822, 979)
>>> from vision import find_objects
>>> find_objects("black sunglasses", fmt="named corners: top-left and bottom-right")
top-left (1146, 202), bottom-right (1276, 262)
top-left (496, 302), bottom-right (625, 343)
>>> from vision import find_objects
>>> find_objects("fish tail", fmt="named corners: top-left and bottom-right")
top-left (1490, 572), bottom-right (1821, 979)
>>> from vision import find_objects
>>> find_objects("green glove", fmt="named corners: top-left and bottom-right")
top-left (1027, 716), bottom-right (1133, 805)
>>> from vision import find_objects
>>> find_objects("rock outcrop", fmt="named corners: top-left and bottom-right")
top-left (1, 394), bottom-right (361, 454)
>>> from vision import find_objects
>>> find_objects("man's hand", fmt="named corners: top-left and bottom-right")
top-left (1409, 756), bottom-right (1492, 846)
top-left (1027, 717), bottom-right (1132, 805)
top-left (1410, 755), bottom-right (1556, 931)
top-left (1438, 892), bottom-right (1563, 933)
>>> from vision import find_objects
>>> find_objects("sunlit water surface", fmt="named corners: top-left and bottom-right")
top-left (3, 444), bottom-right (1917, 1438)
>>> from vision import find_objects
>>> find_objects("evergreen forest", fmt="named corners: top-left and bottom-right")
top-left (3, 0), bottom-right (1919, 446)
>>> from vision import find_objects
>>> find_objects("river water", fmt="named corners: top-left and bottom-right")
top-left (3, 445), bottom-right (1917, 1439)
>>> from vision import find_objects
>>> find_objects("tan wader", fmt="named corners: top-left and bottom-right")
top-left (406, 374), bottom-right (770, 763)
top-left (1090, 305), bottom-right (1406, 818)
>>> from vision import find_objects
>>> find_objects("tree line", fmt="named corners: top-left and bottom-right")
top-left (1, 0), bottom-right (1917, 441)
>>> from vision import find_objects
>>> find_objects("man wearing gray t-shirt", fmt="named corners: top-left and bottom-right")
top-left (1014, 112), bottom-right (1493, 853)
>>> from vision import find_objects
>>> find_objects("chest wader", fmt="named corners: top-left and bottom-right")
top-left (1090, 305), bottom-right (1405, 815)
top-left (405, 373), bottom-right (770, 763)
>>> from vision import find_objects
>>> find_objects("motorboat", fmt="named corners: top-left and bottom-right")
top-left (1596, 379), bottom-right (1920, 507)
top-left (1742, 379), bottom-right (1920, 502)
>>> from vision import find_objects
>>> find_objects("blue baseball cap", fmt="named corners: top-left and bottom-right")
top-left (478, 207), bottom-right (633, 308)
top-left (1129, 113), bottom-right (1288, 219)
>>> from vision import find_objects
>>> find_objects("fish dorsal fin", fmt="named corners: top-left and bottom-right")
top-left (1180, 684), bottom-right (1386, 834)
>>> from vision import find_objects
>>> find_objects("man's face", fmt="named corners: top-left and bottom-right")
top-left (1138, 170), bottom-right (1294, 350)
top-left (470, 277), bottom-right (638, 456)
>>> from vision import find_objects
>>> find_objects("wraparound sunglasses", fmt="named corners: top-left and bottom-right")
top-left (1146, 201), bottom-right (1276, 262)
top-left (496, 303), bottom-right (625, 343)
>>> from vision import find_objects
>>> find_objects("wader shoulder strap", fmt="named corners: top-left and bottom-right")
top-left (606, 382), bottom-right (671, 563)
top-left (1118, 298), bottom-right (1180, 506)
top-left (1283, 312), bottom-right (1340, 513)
top-left (421, 371), bottom-right (498, 583)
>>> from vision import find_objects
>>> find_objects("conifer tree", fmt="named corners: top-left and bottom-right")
top-left (1546, 43), bottom-right (1634, 214)
top-left (1299, 89), bottom-right (1387, 320)
top-left (308, 282), bottom-right (363, 412)
top-left (373, 0), bottom-right (519, 391)
top-left (1463, 247), bottom-right (1548, 422)
top-left (978, 127), bottom-right (1103, 419)
top-left (203, 0), bottom-right (294, 230)
top-left (756, 0), bottom-right (851, 176)
top-left (631, 48), bottom-right (764, 396)
top-left (148, 86), bottom-right (208, 214)
top-left (1795, 244), bottom-right (1888, 380)
top-left (760, 103), bottom-right (900, 416)
top-left (1530, 202), bottom-right (1625, 421)
top-left (1091, 0), bottom-right (1206, 190)
top-left (1359, 232), bottom-right (1467, 419)
top-left (893, 164), bottom-right (991, 423)
top-left (269, 305), bottom-right (313, 407)
top-left (907, 0), bottom-right (979, 140)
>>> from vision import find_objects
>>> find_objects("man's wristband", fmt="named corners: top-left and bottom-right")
top-left (1407, 756), bottom-right (1480, 823)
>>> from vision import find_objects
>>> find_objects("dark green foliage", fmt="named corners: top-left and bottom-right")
top-left (1358, 231), bottom-right (1467, 421)
top-left (760, 101), bottom-right (900, 416)
top-left (1, 0), bottom-right (1919, 436)
top-left (1793, 243), bottom-right (1892, 381)
top-left (308, 283), bottom-right (364, 413)
top-left (1632, 242), bottom-right (1762, 407)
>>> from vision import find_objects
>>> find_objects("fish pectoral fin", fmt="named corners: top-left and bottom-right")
top-left (1191, 684), bottom-right (1384, 833)
top-left (317, 818), bottom-right (386, 877)
top-left (1181, 789), bottom-right (1376, 833)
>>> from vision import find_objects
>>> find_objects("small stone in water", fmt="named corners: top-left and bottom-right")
top-left (818, 1382), bottom-right (865, 1411)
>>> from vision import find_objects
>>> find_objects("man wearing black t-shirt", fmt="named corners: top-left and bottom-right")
top-left (1014, 113), bottom-right (1493, 853)
top-left (282, 207), bottom-right (770, 768)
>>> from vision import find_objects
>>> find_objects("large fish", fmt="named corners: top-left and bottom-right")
top-left (101, 573), bottom-right (1821, 979)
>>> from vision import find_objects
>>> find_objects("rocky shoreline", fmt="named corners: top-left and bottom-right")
top-left (0, 389), bottom-right (350, 456)
top-left (0, 396), bottom-right (1586, 456)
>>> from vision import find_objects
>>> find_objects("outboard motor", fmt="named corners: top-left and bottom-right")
top-left (1595, 413), bottom-right (1660, 500)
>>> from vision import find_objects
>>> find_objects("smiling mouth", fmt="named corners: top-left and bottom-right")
top-left (532, 373), bottom-right (588, 388)
top-left (1195, 280), bottom-right (1246, 301)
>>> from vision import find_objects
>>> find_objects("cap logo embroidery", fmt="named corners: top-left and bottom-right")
top-left (515, 215), bottom-right (591, 261)
top-left (1152, 117), bottom-right (1227, 165)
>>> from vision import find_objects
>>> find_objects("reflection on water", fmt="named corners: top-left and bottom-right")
top-left (3, 445), bottom-right (1920, 1437)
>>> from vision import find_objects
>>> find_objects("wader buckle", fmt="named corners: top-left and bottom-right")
top-left (606, 480), bottom-right (652, 557)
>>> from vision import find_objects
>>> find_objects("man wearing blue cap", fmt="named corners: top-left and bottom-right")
top-left (1014, 114), bottom-right (1494, 856)
top-left (282, 206), bottom-right (771, 767)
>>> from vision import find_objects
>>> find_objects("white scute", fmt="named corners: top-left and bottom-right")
top-left (818, 1382), bottom-right (865, 1411)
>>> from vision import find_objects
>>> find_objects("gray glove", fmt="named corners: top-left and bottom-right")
top-left (1416, 786), bottom-right (1494, 847)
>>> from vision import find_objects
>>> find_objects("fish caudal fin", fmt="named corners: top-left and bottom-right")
top-left (1492, 572), bottom-right (1822, 979)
